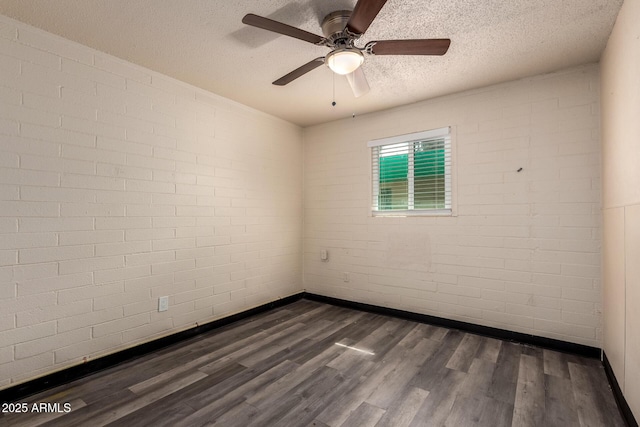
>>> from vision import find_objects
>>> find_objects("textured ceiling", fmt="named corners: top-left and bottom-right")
top-left (0, 0), bottom-right (623, 127)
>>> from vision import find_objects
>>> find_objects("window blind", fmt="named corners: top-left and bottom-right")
top-left (370, 128), bottom-right (451, 214)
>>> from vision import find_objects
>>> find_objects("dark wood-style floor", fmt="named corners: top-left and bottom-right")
top-left (1, 300), bottom-right (626, 427)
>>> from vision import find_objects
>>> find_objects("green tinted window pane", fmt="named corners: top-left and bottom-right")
top-left (414, 148), bottom-right (445, 178)
top-left (379, 154), bottom-right (408, 182)
top-left (414, 141), bottom-right (445, 209)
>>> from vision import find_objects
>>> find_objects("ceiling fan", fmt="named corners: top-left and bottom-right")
top-left (242, 0), bottom-right (451, 97)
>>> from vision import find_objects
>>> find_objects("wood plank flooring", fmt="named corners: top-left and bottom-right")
top-left (0, 300), bottom-right (626, 427)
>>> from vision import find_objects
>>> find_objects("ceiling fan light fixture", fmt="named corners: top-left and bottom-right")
top-left (325, 48), bottom-right (364, 75)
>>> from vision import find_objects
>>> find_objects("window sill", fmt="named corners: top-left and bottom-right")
top-left (372, 209), bottom-right (453, 217)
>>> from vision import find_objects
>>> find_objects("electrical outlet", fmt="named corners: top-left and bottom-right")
top-left (158, 296), bottom-right (169, 312)
top-left (343, 272), bottom-right (350, 282)
top-left (321, 249), bottom-right (328, 261)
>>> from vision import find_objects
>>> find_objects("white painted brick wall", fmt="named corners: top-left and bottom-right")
top-left (0, 15), bottom-right (302, 388)
top-left (303, 64), bottom-right (602, 348)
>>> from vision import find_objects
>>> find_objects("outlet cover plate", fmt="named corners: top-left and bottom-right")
top-left (158, 296), bottom-right (169, 312)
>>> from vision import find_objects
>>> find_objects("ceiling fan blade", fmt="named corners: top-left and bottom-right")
top-left (346, 0), bottom-right (388, 35)
top-left (346, 67), bottom-right (370, 98)
top-left (242, 13), bottom-right (324, 45)
top-left (273, 58), bottom-right (325, 86)
top-left (369, 39), bottom-right (451, 55)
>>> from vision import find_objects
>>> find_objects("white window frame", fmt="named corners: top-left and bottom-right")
top-left (368, 127), bottom-right (455, 217)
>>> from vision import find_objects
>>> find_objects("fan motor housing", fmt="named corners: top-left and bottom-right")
top-left (321, 10), bottom-right (352, 42)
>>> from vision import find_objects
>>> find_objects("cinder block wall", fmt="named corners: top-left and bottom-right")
top-left (303, 64), bottom-right (602, 347)
top-left (0, 15), bottom-right (303, 388)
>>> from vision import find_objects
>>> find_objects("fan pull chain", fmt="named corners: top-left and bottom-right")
top-left (331, 72), bottom-right (336, 107)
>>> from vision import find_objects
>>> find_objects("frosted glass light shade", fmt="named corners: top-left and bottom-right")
top-left (326, 48), bottom-right (364, 75)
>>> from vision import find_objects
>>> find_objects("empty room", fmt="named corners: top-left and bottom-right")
top-left (0, 0), bottom-right (638, 426)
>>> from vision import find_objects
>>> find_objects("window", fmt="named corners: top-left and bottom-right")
top-left (369, 127), bottom-right (452, 215)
